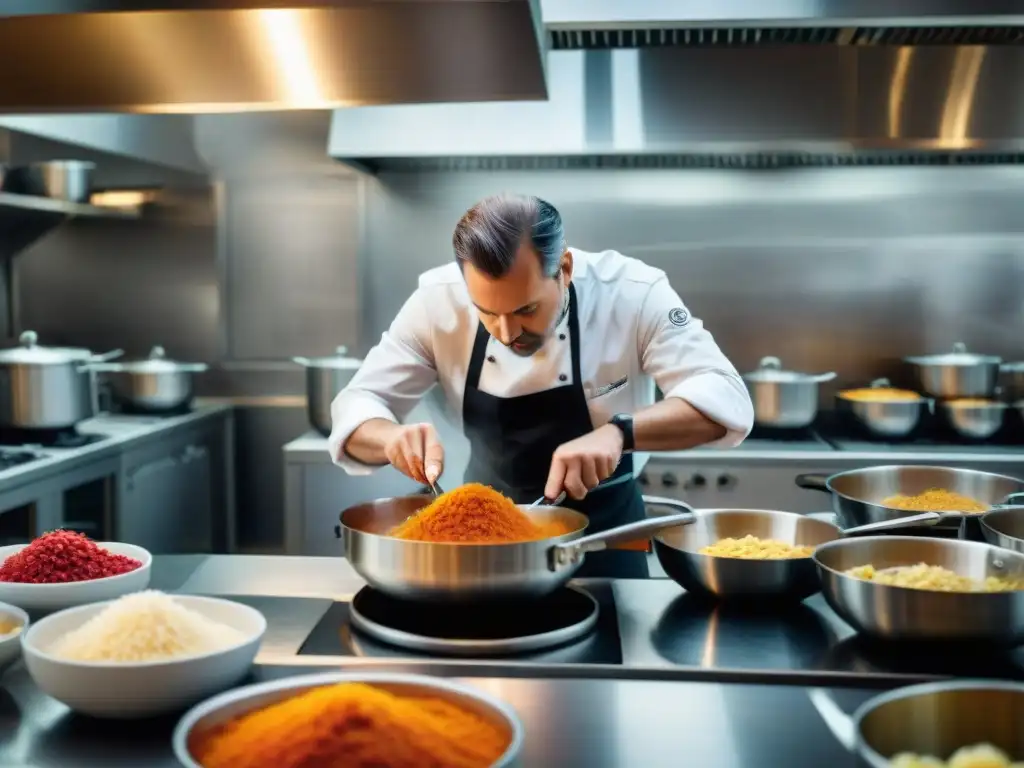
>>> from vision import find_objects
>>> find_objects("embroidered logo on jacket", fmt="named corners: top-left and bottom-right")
top-left (668, 308), bottom-right (690, 327)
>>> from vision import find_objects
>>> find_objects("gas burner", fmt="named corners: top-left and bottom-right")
top-left (348, 586), bottom-right (599, 655)
top-left (0, 448), bottom-right (43, 471)
top-left (0, 427), bottom-right (108, 449)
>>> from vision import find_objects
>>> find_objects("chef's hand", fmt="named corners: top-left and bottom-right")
top-left (384, 423), bottom-right (444, 485)
top-left (545, 425), bottom-right (623, 500)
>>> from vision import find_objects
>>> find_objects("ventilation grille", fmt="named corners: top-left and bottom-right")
top-left (362, 153), bottom-right (1024, 172)
top-left (548, 26), bottom-right (1024, 50)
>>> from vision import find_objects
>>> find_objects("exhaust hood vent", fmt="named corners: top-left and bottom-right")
top-left (363, 153), bottom-right (1024, 173)
top-left (0, 1), bottom-right (546, 113)
top-left (548, 26), bottom-right (1024, 50)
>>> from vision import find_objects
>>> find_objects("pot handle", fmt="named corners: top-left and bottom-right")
top-left (807, 689), bottom-right (856, 752)
top-left (292, 357), bottom-right (311, 366)
top-left (840, 512), bottom-right (943, 536)
top-left (549, 501), bottom-right (695, 571)
top-left (795, 474), bottom-right (830, 492)
top-left (90, 348), bottom-right (124, 364)
top-left (996, 492), bottom-right (1024, 508)
top-left (810, 371), bottom-right (838, 383)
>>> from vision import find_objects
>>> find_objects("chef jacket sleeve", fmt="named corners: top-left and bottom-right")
top-left (637, 277), bottom-right (754, 448)
top-left (328, 288), bottom-right (438, 473)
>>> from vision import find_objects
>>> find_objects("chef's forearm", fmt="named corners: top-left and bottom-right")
top-left (630, 397), bottom-right (727, 451)
top-left (342, 419), bottom-right (401, 466)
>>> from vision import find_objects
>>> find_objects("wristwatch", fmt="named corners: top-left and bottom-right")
top-left (608, 413), bottom-right (635, 453)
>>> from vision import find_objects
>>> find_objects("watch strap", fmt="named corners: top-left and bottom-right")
top-left (610, 413), bottom-right (635, 453)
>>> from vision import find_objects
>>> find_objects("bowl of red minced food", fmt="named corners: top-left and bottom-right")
top-left (0, 530), bottom-right (151, 613)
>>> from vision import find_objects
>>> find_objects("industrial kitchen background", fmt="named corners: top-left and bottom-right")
top-left (1, 6), bottom-right (1023, 555)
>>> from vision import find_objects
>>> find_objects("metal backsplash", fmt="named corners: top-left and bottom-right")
top-left (361, 166), bottom-right (1024, 385)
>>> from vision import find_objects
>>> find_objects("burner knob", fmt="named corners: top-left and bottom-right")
top-left (684, 473), bottom-right (706, 490)
top-left (660, 472), bottom-right (678, 488)
top-left (717, 474), bottom-right (737, 489)
top-left (637, 472), bottom-right (650, 486)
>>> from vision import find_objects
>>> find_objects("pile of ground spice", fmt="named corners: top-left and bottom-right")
top-left (191, 681), bottom-right (511, 768)
top-left (0, 530), bottom-right (142, 584)
top-left (390, 483), bottom-right (571, 543)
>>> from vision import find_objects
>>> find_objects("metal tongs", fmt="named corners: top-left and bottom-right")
top-left (529, 491), bottom-right (567, 509)
top-left (429, 480), bottom-right (445, 498)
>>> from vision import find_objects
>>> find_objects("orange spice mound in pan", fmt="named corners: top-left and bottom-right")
top-left (390, 483), bottom-right (573, 543)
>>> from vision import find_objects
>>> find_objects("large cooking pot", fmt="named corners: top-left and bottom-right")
top-left (811, 680), bottom-right (1024, 767)
top-left (293, 346), bottom-right (362, 436)
top-left (905, 342), bottom-right (1001, 399)
top-left (81, 346), bottom-right (208, 413)
top-left (340, 494), bottom-right (695, 602)
top-left (741, 356), bottom-right (836, 428)
top-left (0, 331), bottom-right (122, 430)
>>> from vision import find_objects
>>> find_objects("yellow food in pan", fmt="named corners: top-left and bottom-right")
top-left (891, 743), bottom-right (1024, 767)
top-left (840, 388), bottom-right (921, 402)
top-left (698, 535), bottom-right (814, 559)
top-left (881, 488), bottom-right (987, 514)
top-left (846, 563), bottom-right (1024, 593)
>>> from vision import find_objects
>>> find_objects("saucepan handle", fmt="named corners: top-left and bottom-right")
top-left (840, 512), bottom-right (943, 536)
top-left (995, 492), bottom-right (1024, 508)
top-left (795, 473), bottom-right (831, 492)
top-left (807, 689), bottom-right (856, 752)
top-left (548, 498), bottom-right (696, 572)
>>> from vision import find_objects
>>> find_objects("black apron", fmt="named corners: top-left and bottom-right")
top-left (462, 283), bottom-right (649, 579)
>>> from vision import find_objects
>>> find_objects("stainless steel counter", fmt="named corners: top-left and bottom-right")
top-left (0, 402), bottom-right (233, 491)
top-left (2, 554), bottom-right (1020, 768)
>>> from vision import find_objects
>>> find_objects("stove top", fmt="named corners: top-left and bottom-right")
top-left (299, 583), bottom-right (623, 665)
top-left (616, 581), bottom-right (1024, 683)
top-left (0, 427), bottom-right (108, 450)
top-left (0, 448), bottom-right (44, 472)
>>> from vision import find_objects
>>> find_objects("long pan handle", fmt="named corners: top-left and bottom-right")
top-left (548, 497), bottom-right (696, 571)
top-left (840, 511), bottom-right (943, 536)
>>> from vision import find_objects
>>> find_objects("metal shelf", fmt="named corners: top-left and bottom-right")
top-left (0, 191), bottom-right (140, 258)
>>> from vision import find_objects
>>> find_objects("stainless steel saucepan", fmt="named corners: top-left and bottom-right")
top-left (82, 346), bottom-right (208, 413)
top-left (340, 494), bottom-right (695, 602)
top-left (796, 465), bottom-right (1024, 534)
top-left (980, 505), bottom-right (1024, 554)
top-left (810, 680), bottom-right (1024, 768)
top-left (741, 356), bottom-right (836, 429)
top-left (653, 508), bottom-right (941, 602)
top-left (814, 535), bottom-right (1024, 644)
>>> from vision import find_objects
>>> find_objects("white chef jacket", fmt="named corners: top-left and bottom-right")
top-left (329, 248), bottom-right (754, 474)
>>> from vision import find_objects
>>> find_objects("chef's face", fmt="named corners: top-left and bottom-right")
top-left (464, 244), bottom-right (573, 357)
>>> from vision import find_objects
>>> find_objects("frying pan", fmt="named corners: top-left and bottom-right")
top-left (796, 465), bottom-right (1024, 536)
top-left (651, 508), bottom-right (938, 602)
top-left (339, 493), bottom-right (695, 602)
top-left (980, 505), bottom-right (1024, 554)
top-left (813, 535), bottom-right (1024, 644)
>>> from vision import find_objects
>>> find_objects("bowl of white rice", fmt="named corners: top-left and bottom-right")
top-left (21, 591), bottom-right (266, 718)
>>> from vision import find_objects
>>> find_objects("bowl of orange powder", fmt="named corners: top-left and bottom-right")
top-left (173, 672), bottom-right (524, 768)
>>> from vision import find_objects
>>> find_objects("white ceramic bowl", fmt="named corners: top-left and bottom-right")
top-left (0, 601), bottom-right (29, 672)
top-left (22, 595), bottom-right (266, 719)
top-left (0, 542), bottom-right (152, 613)
top-left (173, 672), bottom-right (524, 768)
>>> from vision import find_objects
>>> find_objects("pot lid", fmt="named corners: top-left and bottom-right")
top-left (905, 342), bottom-right (1001, 366)
top-left (742, 356), bottom-right (836, 384)
top-left (114, 346), bottom-right (208, 373)
top-left (293, 346), bottom-right (363, 370)
top-left (0, 330), bottom-right (85, 364)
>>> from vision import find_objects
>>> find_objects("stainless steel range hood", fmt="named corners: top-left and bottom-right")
top-left (328, 44), bottom-right (1024, 168)
top-left (0, 1), bottom-right (546, 113)
top-left (543, 0), bottom-right (1024, 47)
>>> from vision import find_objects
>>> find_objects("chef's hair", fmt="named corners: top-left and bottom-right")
top-left (453, 194), bottom-right (565, 279)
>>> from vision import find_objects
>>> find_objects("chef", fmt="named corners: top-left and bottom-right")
top-left (329, 194), bottom-right (754, 578)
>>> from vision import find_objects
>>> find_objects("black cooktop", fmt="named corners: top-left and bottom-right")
top-left (647, 590), bottom-right (1024, 683)
top-left (299, 583), bottom-right (623, 665)
top-left (0, 448), bottom-right (43, 471)
top-left (0, 427), bottom-right (108, 449)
